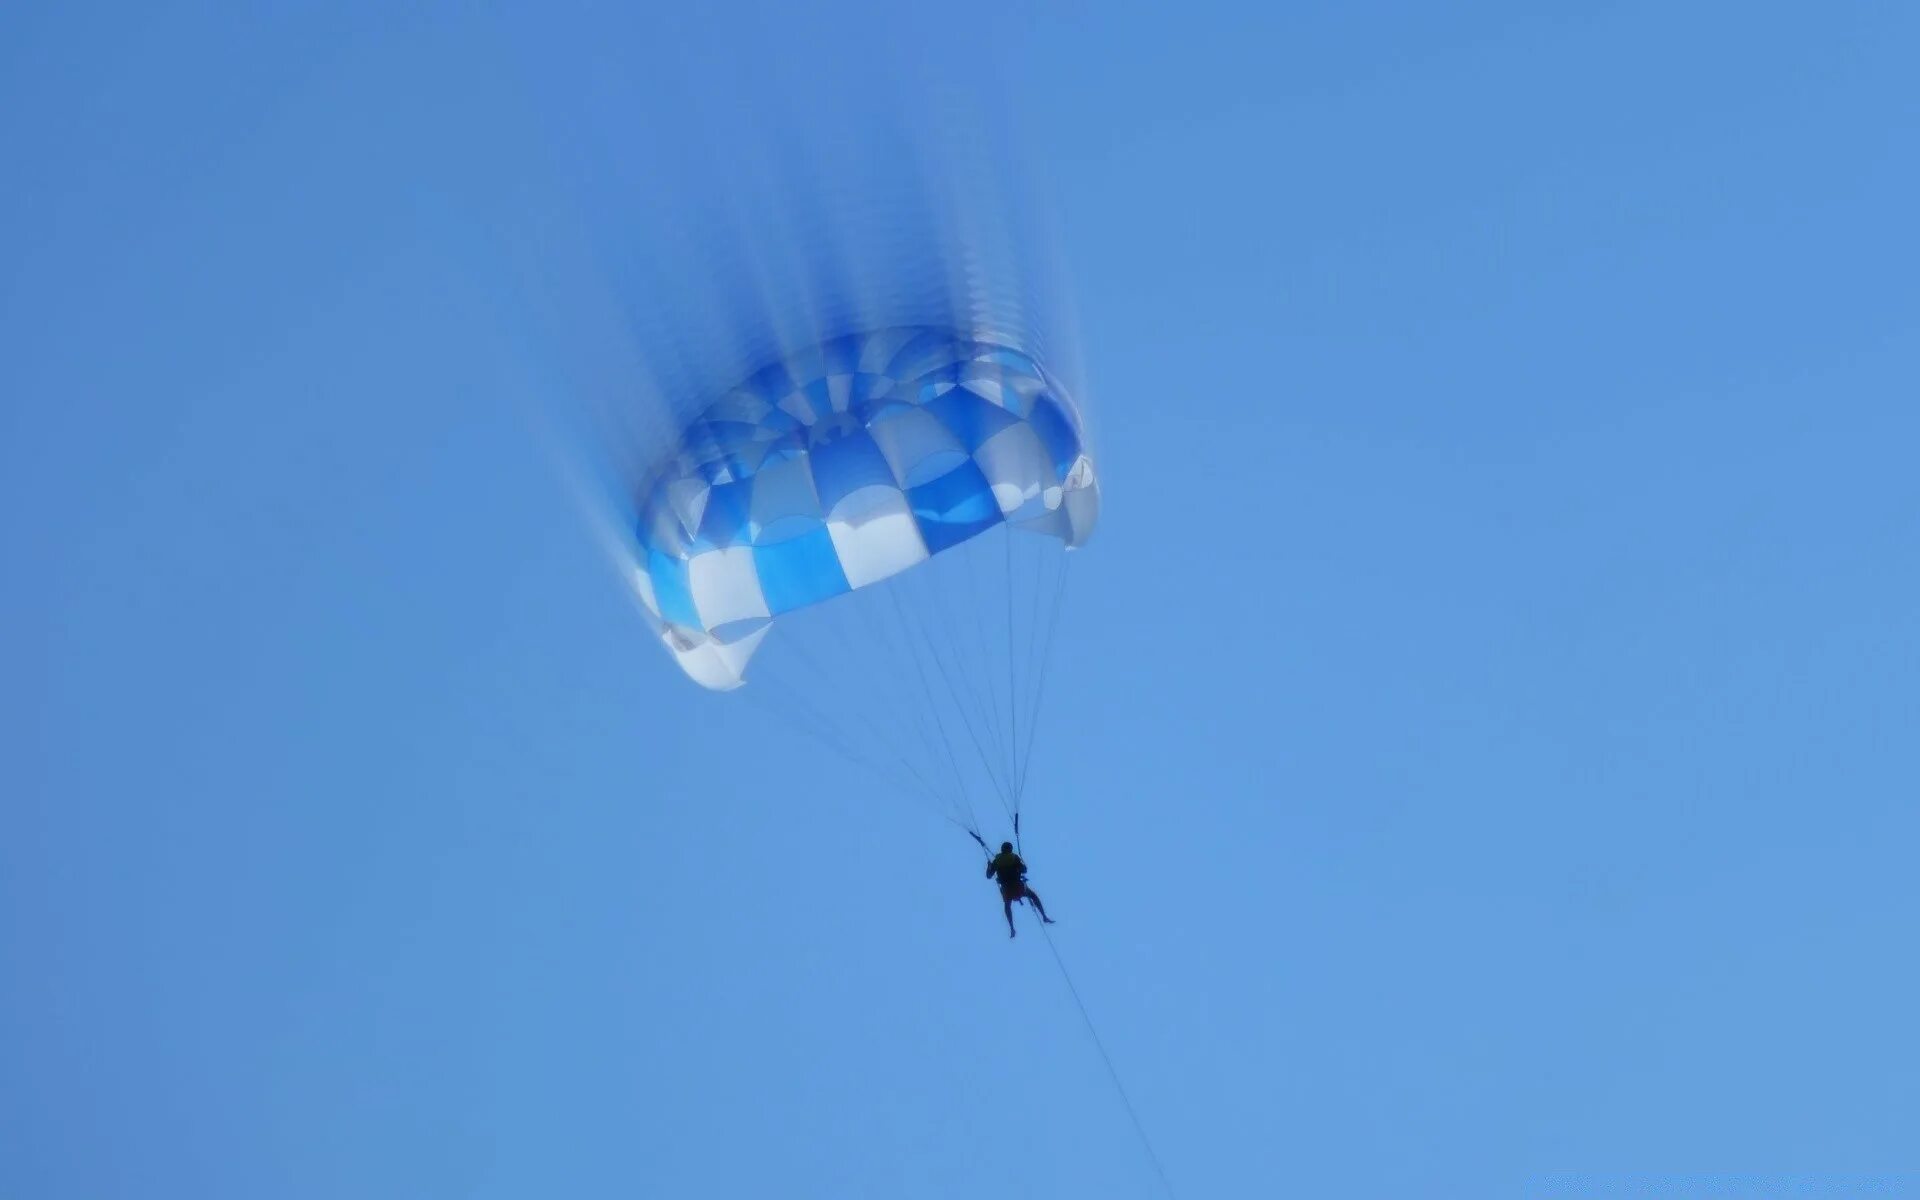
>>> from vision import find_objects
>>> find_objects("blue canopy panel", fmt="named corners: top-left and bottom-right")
top-left (630, 327), bottom-right (1099, 689)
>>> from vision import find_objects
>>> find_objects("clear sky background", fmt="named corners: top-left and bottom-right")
top-left (4, 3), bottom-right (1918, 1198)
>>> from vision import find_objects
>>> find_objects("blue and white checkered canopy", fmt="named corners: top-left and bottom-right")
top-left (633, 327), bottom-right (1098, 689)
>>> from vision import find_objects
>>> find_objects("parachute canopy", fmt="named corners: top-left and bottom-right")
top-left (632, 327), bottom-right (1098, 689)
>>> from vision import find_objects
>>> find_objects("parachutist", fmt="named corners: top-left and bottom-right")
top-left (986, 841), bottom-right (1055, 938)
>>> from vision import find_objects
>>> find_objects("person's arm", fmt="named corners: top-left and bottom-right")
top-left (985, 858), bottom-right (995, 879)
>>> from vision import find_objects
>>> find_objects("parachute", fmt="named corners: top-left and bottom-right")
top-left (623, 327), bottom-right (1171, 1194)
top-left (630, 326), bottom-right (1098, 833)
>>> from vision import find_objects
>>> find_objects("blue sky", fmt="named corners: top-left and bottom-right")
top-left (4, 3), bottom-right (1917, 1197)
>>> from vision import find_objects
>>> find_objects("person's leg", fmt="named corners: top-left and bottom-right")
top-left (1024, 887), bottom-right (1056, 923)
top-left (1003, 895), bottom-right (1018, 937)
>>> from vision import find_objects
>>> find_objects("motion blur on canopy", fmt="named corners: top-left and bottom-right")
top-left (528, 30), bottom-right (1095, 841)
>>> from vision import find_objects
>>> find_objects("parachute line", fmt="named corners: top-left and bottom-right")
top-left (1004, 526), bottom-right (1019, 813)
top-left (1040, 923), bottom-right (1179, 1200)
top-left (820, 606), bottom-right (979, 832)
top-left (743, 684), bottom-right (961, 827)
top-left (882, 586), bottom-right (988, 835)
top-left (890, 584), bottom-right (1017, 822)
top-left (1014, 551), bottom-right (1072, 810)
